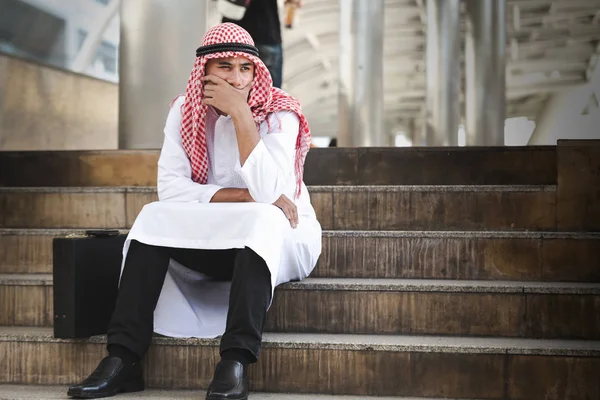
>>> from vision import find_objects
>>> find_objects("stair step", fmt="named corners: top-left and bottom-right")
top-left (0, 147), bottom-right (557, 187)
top-left (2, 274), bottom-right (599, 339)
top-left (1, 327), bottom-right (598, 398)
top-left (1, 229), bottom-right (599, 281)
top-left (314, 185), bottom-right (557, 231)
top-left (0, 185), bottom-right (557, 231)
top-left (0, 385), bottom-right (408, 399)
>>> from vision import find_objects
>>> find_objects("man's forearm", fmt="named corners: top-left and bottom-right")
top-left (231, 104), bottom-right (260, 166)
top-left (210, 188), bottom-right (253, 203)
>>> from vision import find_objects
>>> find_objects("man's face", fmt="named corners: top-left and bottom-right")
top-left (205, 56), bottom-right (255, 90)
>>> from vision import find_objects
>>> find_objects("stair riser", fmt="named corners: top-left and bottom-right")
top-left (0, 192), bottom-right (135, 229)
top-left (0, 189), bottom-right (556, 231)
top-left (3, 284), bottom-right (599, 339)
top-left (2, 339), bottom-right (598, 399)
top-left (314, 189), bottom-right (556, 231)
top-left (0, 285), bottom-right (52, 327)
top-left (2, 233), bottom-right (598, 282)
top-left (268, 290), bottom-right (600, 339)
top-left (318, 235), bottom-right (600, 282)
top-left (0, 152), bottom-right (159, 187)
top-left (0, 147), bottom-right (557, 187)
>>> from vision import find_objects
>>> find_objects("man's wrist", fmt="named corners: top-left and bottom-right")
top-left (240, 188), bottom-right (253, 202)
top-left (210, 188), bottom-right (253, 203)
top-left (230, 102), bottom-right (252, 122)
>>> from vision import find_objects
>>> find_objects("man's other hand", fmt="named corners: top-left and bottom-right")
top-left (273, 195), bottom-right (298, 229)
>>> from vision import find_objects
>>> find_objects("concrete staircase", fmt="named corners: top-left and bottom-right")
top-left (1, 143), bottom-right (599, 399)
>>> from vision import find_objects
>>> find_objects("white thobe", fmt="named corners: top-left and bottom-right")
top-left (122, 96), bottom-right (322, 338)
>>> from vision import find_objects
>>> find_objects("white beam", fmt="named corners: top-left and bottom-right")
top-left (544, 43), bottom-right (596, 59)
top-left (550, 0), bottom-right (600, 12)
top-left (506, 0), bottom-right (553, 9)
top-left (586, 42), bottom-right (600, 81)
top-left (510, 38), bottom-right (520, 60)
top-left (518, 9), bottom-right (600, 26)
top-left (304, 32), bottom-right (333, 71)
top-left (516, 33), bottom-right (600, 55)
top-left (71, 0), bottom-right (120, 72)
top-left (507, 81), bottom-right (586, 98)
top-left (512, 5), bottom-right (521, 31)
top-left (508, 59), bottom-right (589, 73)
top-left (284, 58), bottom-right (330, 83)
top-left (508, 70), bottom-right (586, 86)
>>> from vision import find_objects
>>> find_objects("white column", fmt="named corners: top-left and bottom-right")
top-left (338, 0), bottom-right (385, 147)
top-left (119, 0), bottom-right (209, 149)
top-left (465, 0), bottom-right (506, 146)
top-left (425, 0), bottom-right (461, 146)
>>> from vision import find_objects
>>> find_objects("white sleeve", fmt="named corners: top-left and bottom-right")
top-left (236, 111), bottom-right (300, 204)
top-left (157, 97), bottom-right (222, 203)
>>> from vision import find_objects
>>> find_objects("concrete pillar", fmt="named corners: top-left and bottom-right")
top-left (465, 0), bottom-right (506, 146)
top-left (425, 0), bottom-right (461, 146)
top-left (414, 119), bottom-right (428, 146)
top-left (119, 0), bottom-right (209, 149)
top-left (338, 0), bottom-right (385, 147)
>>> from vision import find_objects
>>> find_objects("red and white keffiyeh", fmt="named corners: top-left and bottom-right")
top-left (177, 22), bottom-right (311, 197)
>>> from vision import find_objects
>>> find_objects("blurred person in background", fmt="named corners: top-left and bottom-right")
top-left (219, 0), bottom-right (296, 88)
top-left (283, 0), bottom-right (302, 28)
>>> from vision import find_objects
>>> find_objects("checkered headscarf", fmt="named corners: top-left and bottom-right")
top-left (178, 23), bottom-right (311, 198)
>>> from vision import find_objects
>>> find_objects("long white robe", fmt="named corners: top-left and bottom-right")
top-left (123, 96), bottom-right (322, 338)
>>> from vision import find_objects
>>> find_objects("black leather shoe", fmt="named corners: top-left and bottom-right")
top-left (206, 360), bottom-right (248, 400)
top-left (67, 356), bottom-right (144, 399)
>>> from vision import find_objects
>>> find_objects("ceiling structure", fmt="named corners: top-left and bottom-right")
top-left (11, 0), bottom-right (597, 141)
top-left (278, 0), bottom-right (600, 139)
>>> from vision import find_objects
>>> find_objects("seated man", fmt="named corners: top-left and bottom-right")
top-left (67, 23), bottom-right (322, 400)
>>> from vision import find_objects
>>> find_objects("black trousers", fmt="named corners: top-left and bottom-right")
top-left (107, 240), bottom-right (272, 362)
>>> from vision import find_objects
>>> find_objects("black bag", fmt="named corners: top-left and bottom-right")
top-left (52, 232), bottom-right (127, 339)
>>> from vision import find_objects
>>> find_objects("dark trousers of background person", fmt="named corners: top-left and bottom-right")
top-left (107, 240), bottom-right (272, 362)
top-left (257, 44), bottom-right (283, 88)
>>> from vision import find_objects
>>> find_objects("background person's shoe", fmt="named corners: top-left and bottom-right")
top-left (206, 360), bottom-right (248, 400)
top-left (67, 356), bottom-right (144, 399)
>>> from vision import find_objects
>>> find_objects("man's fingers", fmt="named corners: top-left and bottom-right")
top-left (241, 81), bottom-right (255, 93)
top-left (283, 199), bottom-right (298, 228)
top-left (279, 204), bottom-right (294, 226)
top-left (291, 205), bottom-right (298, 228)
top-left (240, 81), bottom-right (254, 91)
top-left (274, 199), bottom-right (287, 215)
top-left (201, 74), bottom-right (227, 85)
top-left (283, 207), bottom-right (293, 221)
top-left (274, 195), bottom-right (298, 228)
top-left (285, 206), bottom-right (297, 228)
top-left (237, 81), bottom-right (254, 99)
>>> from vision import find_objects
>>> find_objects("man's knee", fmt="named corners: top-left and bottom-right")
top-left (238, 247), bottom-right (269, 274)
top-left (234, 248), bottom-right (272, 295)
